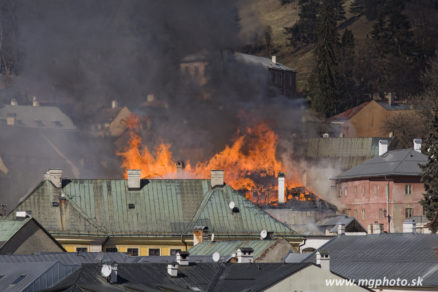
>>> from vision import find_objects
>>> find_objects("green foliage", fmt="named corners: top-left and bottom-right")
top-left (420, 107), bottom-right (438, 233)
top-left (285, 0), bottom-right (320, 46)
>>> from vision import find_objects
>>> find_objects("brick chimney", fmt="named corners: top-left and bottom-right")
top-left (237, 247), bottom-right (254, 263)
top-left (211, 170), bottom-right (224, 188)
top-left (127, 169), bottom-right (141, 189)
top-left (44, 169), bottom-right (63, 188)
top-left (316, 251), bottom-right (330, 271)
top-left (413, 139), bottom-right (422, 153)
top-left (379, 140), bottom-right (388, 156)
top-left (278, 172), bottom-right (285, 204)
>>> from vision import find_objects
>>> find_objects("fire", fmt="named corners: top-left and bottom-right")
top-left (117, 114), bottom-right (311, 205)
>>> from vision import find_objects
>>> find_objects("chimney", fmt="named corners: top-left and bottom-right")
top-left (379, 140), bottom-right (388, 156)
top-left (109, 263), bottom-right (118, 284)
top-left (167, 263), bottom-right (178, 277)
top-left (10, 98), bottom-right (17, 106)
top-left (413, 139), bottom-right (422, 153)
top-left (271, 55), bottom-right (277, 64)
top-left (316, 251), bottom-right (330, 271)
top-left (127, 169), bottom-right (141, 189)
top-left (387, 92), bottom-right (393, 106)
top-left (403, 219), bottom-right (416, 233)
top-left (193, 226), bottom-right (208, 246)
top-left (372, 222), bottom-right (384, 234)
top-left (32, 96), bottom-right (39, 107)
top-left (322, 133), bottom-right (329, 138)
top-left (15, 211), bottom-right (31, 219)
top-left (337, 224), bottom-right (345, 235)
top-left (6, 113), bottom-right (16, 126)
top-left (278, 172), bottom-right (285, 204)
top-left (211, 170), bottom-right (224, 188)
top-left (176, 251), bottom-right (190, 266)
top-left (44, 169), bottom-right (63, 188)
top-left (176, 161), bottom-right (185, 174)
top-left (111, 100), bottom-right (118, 109)
top-left (237, 247), bottom-right (254, 263)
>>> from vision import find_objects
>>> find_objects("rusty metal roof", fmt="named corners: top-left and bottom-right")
top-left (10, 179), bottom-right (293, 237)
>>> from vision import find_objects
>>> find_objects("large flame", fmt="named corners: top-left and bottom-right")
top-left (117, 114), bottom-right (310, 205)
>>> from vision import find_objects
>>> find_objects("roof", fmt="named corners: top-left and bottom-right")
top-left (188, 240), bottom-right (278, 259)
top-left (48, 262), bottom-right (312, 292)
top-left (316, 214), bottom-right (366, 233)
top-left (335, 148), bottom-right (427, 180)
top-left (0, 218), bottom-right (31, 246)
top-left (93, 107), bottom-right (124, 123)
top-left (329, 102), bottom-right (370, 121)
top-left (305, 233), bottom-right (438, 288)
top-left (234, 52), bottom-right (295, 72)
top-left (0, 105), bottom-right (76, 130)
top-left (10, 179), bottom-right (293, 237)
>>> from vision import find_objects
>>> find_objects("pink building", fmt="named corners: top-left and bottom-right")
top-left (334, 140), bottom-right (429, 233)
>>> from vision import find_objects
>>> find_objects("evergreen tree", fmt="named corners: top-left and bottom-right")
top-left (335, 0), bottom-right (345, 21)
top-left (285, 0), bottom-right (320, 46)
top-left (309, 0), bottom-right (344, 116)
top-left (420, 107), bottom-right (438, 233)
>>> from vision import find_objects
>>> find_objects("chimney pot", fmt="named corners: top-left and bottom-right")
top-left (278, 173), bottom-right (285, 204)
top-left (271, 55), bottom-right (277, 64)
top-left (167, 263), bottom-right (178, 277)
top-left (176, 251), bottom-right (190, 266)
top-left (403, 219), bottom-right (416, 233)
top-left (211, 170), bottom-right (224, 188)
top-left (44, 169), bottom-right (63, 188)
top-left (176, 161), bottom-right (185, 174)
top-left (127, 169), bottom-right (141, 189)
top-left (337, 224), bottom-right (345, 235)
top-left (379, 140), bottom-right (388, 156)
top-left (237, 247), bottom-right (254, 263)
top-left (413, 139), bottom-right (422, 153)
top-left (316, 251), bottom-right (330, 271)
top-left (10, 98), bottom-right (17, 106)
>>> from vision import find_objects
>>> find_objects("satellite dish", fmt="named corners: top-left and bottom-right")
top-left (101, 264), bottom-right (112, 278)
top-left (260, 229), bottom-right (268, 240)
top-left (212, 252), bottom-right (220, 262)
top-left (229, 201), bottom-right (235, 209)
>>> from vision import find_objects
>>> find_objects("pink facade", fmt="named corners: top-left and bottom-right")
top-left (337, 177), bottom-right (424, 232)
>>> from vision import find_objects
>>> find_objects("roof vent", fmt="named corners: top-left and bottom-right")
top-left (44, 169), bottom-right (63, 188)
top-left (237, 247), bottom-right (254, 263)
top-left (167, 263), bottom-right (178, 277)
top-left (176, 251), bottom-right (190, 266)
top-left (32, 96), bottom-right (39, 107)
top-left (211, 170), bottom-right (224, 188)
top-left (127, 169), bottom-right (141, 189)
top-left (413, 139), bottom-right (422, 153)
top-left (379, 140), bottom-right (388, 156)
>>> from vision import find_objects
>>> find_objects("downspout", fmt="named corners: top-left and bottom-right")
top-left (181, 234), bottom-right (188, 252)
top-left (385, 176), bottom-right (391, 233)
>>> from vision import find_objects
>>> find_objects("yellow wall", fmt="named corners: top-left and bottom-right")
top-left (62, 244), bottom-right (186, 256)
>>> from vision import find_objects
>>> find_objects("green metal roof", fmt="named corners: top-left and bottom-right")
top-left (9, 179), bottom-right (293, 237)
top-left (189, 240), bottom-right (278, 259)
top-left (0, 218), bottom-right (31, 243)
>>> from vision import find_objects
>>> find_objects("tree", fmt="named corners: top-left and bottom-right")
top-left (285, 0), bottom-right (320, 46)
top-left (309, 0), bottom-right (344, 116)
top-left (420, 107), bottom-right (438, 233)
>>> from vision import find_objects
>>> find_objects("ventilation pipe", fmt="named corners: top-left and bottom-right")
top-left (127, 169), bottom-right (141, 189)
top-left (278, 172), bottom-right (285, 204)
top-left (413, 139), bottom-right (422, 153)
top-left (379, 140), bottom-right (388, 156)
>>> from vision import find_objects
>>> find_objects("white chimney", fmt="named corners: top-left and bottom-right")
top-left (44, 169), bottom-right (63, 188)
top-left (403, 219), bottom-right (416, 233)
top-left (237, 248), bottom-right (254, 263)
top-left (379, 140), bottom-right (388, 156)
top-left (316, 251), bottom-right (330, 271)
top-left (32, 96), bottom-right (39, 107)
top-left (211, 170), bottom-right (224, 188)
top-left (111, 100), bottom-right (118, 109)
top-left (10, 98), bottom-right (17, 106)
top-left (322, 133), bottom-right (329, 138)
top-left (337, 224), bottom-right (345, 235)
top-left (367, 224), bottom-right (373, 234)
top-left (413, 139), bottom-right (422, 153)
top-left (176, 252), bottom-right (190, 266)
top-left (167, 263), bottom-right (178, 277)
top-left (16, 211), bottom-right (31, 219)
top-left (271, 55), bottom-right (277, 64)
top-left (278, 172), bottom-right (285, 204)
top-left (372, 222), bottom-right (384, 234)
top-left (127, 169), bottom-right (141, 189)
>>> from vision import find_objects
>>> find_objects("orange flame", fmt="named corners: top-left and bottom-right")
top-left (117, 115), bottom-right (313, 205)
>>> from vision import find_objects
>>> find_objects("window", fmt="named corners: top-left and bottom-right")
top-left (11, 275), bottom-right (26, 285)
top-left (405, 208), bottom-right (413, 219)
top-left (105, 248), bottom-right (118, 252)
top-left (52, 201), bottom-right (59, 207)
top-left (379, 208), bottom-right (383, 219)
top-left (373, 185), bottom-right (377, 195)
top-left (361, 209), bottom-right (365, 220)
top-left (354, 209), bottom-right (358, 219)
top-left (149, 248), bottom-right (160, 256)
top-left (361, 185), bottom-right (365, 196)
top-left (170, 249), bottom-right (182, 256)
top-left (354, 186), bottom-right (358, 196)
top-left (76, 247), bottom-right (87, 253)
top-left (128, 203), bottom-right (135, 209)
top-left (405, 184), bottom-right (412, 195)
top-left (344, 188), bottom-right (348, 197)
top-left (127, 248), bottom-right (139, 256)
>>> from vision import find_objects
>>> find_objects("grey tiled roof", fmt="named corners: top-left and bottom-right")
top-left (306, 234), bottom-right (438, 288)
top-left (335, 148), bottom-right (427, 180)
